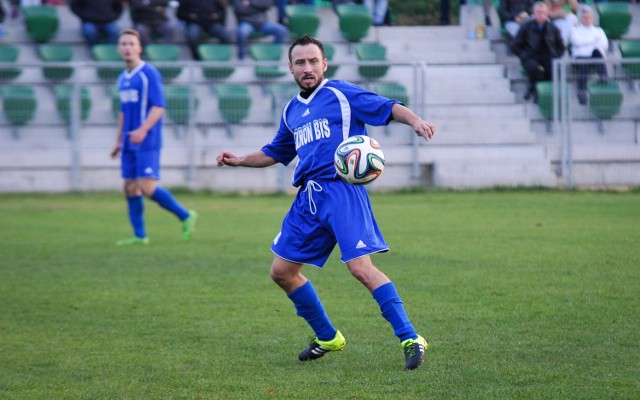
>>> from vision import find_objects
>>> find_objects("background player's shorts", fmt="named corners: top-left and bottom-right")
top-left (271, 179), bottom-right (389, 267)
top-left (121, 150), bottom-right (161, 180)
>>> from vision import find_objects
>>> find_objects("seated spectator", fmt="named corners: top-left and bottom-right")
top-left (128, 0), bottom-right (174, 46)
top-left (364, 0), bottom-right (388, 26)
top-left (499, 0), bottom-right (535, 39)
top-left (511, 1), bottom-right (565, 102)
top-left (177, 0), bottom-right (232, 60)
top-left (545, 0), bottom-right (578, 45)
top-left (569, 5), bottom-right (608, 105)
top-left (233, 0), bottom-right (288, 60)
top-left (69, 0), bottom-right (123, 46)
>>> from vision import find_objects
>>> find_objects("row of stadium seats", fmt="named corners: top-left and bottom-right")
top-left (0, 81), bottom-right (409, 129)
top-left (18, 3), bottom-right (375, 45)
top-left (0, 41), bottom-right (399, 82)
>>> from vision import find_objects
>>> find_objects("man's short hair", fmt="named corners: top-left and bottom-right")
top-left (288, 35), bottom-right (325, 62)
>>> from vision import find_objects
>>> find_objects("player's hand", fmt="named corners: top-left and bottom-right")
top-left (110, 144), bottom-right (121, 159)
top-left (216, 151), bottom-right (240, 167)
top-left (129, 128), bottom-right (147, 144)
top-left (413, 119), bottom-right (436, 141)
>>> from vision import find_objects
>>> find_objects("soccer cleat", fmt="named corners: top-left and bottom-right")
top-left (115, 236), bottom-right (149, 246)
top-left (181, 210), bottom-right (198, 242)
top-left (298, 330), bottom-right (346, 361)
top-left (402, 335), bottom-right (428, 370)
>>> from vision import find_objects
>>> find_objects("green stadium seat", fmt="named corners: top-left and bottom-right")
top-left (214, 84), bottom-right (251, 124)
top-left (197, 44), bottom-right (235, 80)
top-left (108, 86), bottom-right (120, 119)
top-left (22, 5), bottom-right (59, 43)
top-left (588, 81), bottom-right (623, 120)
top-left (596, 3), bottom-right (632, 40)
top-left (164, 85), bottom-right (199, 125)
top-left (324, 43), bottom-right (338, 78)
top-left (37, 43), bottom-right (74, 81)
top-left (618, 40), bottom-right (640, 81)
top-left (249, 43), bottom-right (287, 79)
top-left (91, 44), bottom-right (122, 82)
top-left (268, 83), bottom-right (299, 115)
top-left (336, 4), bottom-right (372, 43)
top-left (0, 44), bottom-right (22, 81)
top-left (355, 43), bottom-right (389, 80)
top-left (373, 82), bottom-right (409, 106)
top-left (285, 4), bottom-right (321, 39)
top-left (535, 81), bottom-right (569, 133)
top-left (144, 44), bottom-right (182, 80)
top-left (53, 85), bottom-right (92, 123)
top-left (0, 85), bottom-right (37, 126)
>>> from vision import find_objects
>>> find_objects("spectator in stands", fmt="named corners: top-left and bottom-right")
top-left (233, 0), bottom-right (288, 60)
top-left (176, 0), bottom-right (232, 60)
top-left (545, 0), bottom-right (578, 45)
top-left (499, 0), bottom-right (535, 39)
top-left (364, 0), bottom-right (388, 26)
top-left (569, 5), bottom-right (608, 105)
top-left (128, 0), bottom-right (174, 46)
top-left (0, 1), bottom-right (5, 42)
top-left (69, 0), bottom-right (124, 46)
top-left (511, 1), bottom-right (565, 102)
top-left (276, 0), bottom-right (315, 26)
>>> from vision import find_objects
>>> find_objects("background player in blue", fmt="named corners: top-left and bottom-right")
top-left (110, 28), bottom-right (198, 246)
top-left (216, 35), bottom-right (436, 369)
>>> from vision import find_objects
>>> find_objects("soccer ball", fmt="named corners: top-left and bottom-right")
top-left (334, 135), bottom-right (385, 185)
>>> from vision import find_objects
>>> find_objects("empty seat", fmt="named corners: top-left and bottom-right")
top-left (0, 85), bottom-right (37, 126)
top-left (588, 81), bottom-right (623, 120)
top-left (0, 44), bottom-right (22, 81)
top-left (336, 4), bottom-right (372, 42)
top-left (197, 44), bottom-right (235, 80)
top-left (22, 5), bottom-right (59, 43)
top-left (535, 81), bottom-right (568, 122)
top-left (268, 83), bottom-right (299, 114)
top-left (324, 43), bottom-right (338, 78)
top-left (618, 40), bottom-right (640, 80)
top-left (164, 85), bottom-right (199, 125)
top-left (373, 82), bottom-right (409, 105)
top-left (355, 43), bottom-right (389, 80)
top-left (108, 86), bottom-right (120, 119)
top-left (214, 84), bottom-right (251, 124)
top-left (596, 3), bottom-right (632, 40)
top-left (37, 43), bottom-right (74, 81)
top-left (91, 44), bottom-right (122, 82)
top-left (285, 4), bottom-right (321, 39)
top-left (249, 43), bottom-right (287, 79)
top-left (53, 85), bottom-right (92, 123)
top-left (144, 44), bottom-right (182, 80)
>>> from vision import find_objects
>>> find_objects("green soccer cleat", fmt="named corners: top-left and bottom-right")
top-left (181, 210), bottom-right (198, 242)
top-left (115, 236), bottom-right (150, 246)
top-left (299, 330), bottom-right (346, 361)
top-left (402, 335), bottom-right (428, 370)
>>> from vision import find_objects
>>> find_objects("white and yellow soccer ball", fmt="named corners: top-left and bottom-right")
top-left (334, 135), bottom-right (385, 185)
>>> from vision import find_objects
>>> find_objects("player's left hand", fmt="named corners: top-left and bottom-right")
top-left (129, 128), bottom-right (147, 144)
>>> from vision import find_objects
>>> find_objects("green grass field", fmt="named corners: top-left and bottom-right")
top-left (1, 190), bottom-right (639, 399)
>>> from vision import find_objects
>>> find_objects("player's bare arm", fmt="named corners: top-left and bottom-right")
top-left (216, 150), bottom-right (278, 168)
top-left (129, 106), bottom-right (165, 144)
top-left (391, 103), bottom-right (436, 141)
top-left (111, 113), bottom-right (125, 159)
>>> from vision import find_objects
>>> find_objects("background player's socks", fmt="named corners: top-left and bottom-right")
top-left (127, 195), bottom-right (146, 239)
top-left (372, 282), bottom-right (417, 342)
top-left (288, 280), bottom-right (337, 341)
top-left (150, 187), bottom-right (189, 220)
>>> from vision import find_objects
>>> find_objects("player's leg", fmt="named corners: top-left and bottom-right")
top-left (347, 256), bottom-right (428, 370)
top-left (116, 152), bottom-right (148, 245)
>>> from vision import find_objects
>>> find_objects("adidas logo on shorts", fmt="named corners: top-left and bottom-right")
top-left (356, 240), bottom-right (367, 249)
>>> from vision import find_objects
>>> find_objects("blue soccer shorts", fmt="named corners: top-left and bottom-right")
top-left (121, 149), bottom-right (161, 180)
top-left (271, 179), bottom-right (389, 267)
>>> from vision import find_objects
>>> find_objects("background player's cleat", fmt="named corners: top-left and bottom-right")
top-left (115, 236), bottom-right (149, 246)
top-left (299, 330), bottom-right (346, 361)
top-left (181, 210), bottom-right (198, 241)
top-left (402, 335), bottom-right (428, 370)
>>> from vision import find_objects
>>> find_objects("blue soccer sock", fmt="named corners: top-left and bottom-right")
top-left (127, 195), bottom-right (146, 238)
top-left (150, 187), bottom-right (190, 221)
top-left (372, 282), bottom-right (417, 342)
top-left (288, 280), bottom-right (338, 341)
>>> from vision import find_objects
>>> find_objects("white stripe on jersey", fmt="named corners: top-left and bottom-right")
top-left (324, 86), bottom-right (351, 142)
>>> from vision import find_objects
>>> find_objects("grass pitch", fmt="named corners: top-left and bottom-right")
top-left (0, 189), bottom-right (639, 399)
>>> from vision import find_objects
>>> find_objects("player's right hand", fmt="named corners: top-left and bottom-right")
top-left (216, 151), bottom-right (238, 167)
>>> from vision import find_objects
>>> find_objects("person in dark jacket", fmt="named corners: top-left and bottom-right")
top-left (176, 0), bottom-right (232, 60)
top-left (233, 0), bottom-right (288, 60)
top-left (129, 0), bottom-right (174, 46)
top-left (69, 0), bottom-right (124, 46)
top-left (499, 0), bottom-right (535, 39)
top-left (510, 1), bottom-right (565, 102)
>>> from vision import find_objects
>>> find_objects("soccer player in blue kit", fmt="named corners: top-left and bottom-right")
top-left (110, 28), bottom-right (198, 246)
top-left (216, 35), bottom-right (436, 369)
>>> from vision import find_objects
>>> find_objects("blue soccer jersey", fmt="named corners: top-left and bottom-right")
top-left (261, 79), bottom-right (400, 187)
top-left (117, 61), bottom-right (166, 152)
